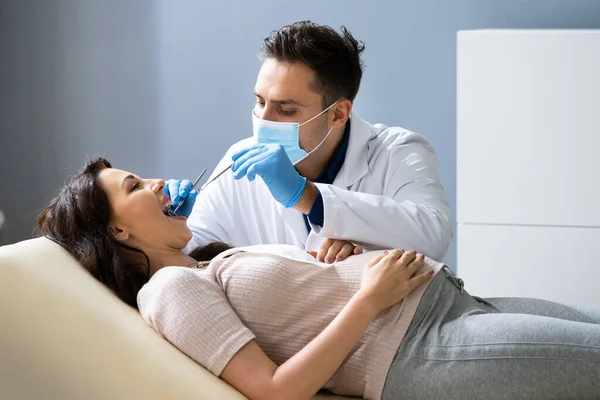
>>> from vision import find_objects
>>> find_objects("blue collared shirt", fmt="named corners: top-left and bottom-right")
top-left (304, 120), bottom-right (351, 231)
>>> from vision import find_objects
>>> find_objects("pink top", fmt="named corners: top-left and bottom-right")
top-left (138, 245), bottom-right (443, 399)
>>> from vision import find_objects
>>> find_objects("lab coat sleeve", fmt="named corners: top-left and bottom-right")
top-left (183, 176), bottom-right (234, 254)
top-left (307, 190), bottom-right (325, 226)
top-left (182, 144), bottom-right (246, 254)
top-left (311, 134), bottom-right (453, 261)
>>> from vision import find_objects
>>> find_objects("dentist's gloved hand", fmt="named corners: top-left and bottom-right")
top-left (231, 143), bottom-right (307, 208)
top-left (163, 179), bottom-right (198, 217)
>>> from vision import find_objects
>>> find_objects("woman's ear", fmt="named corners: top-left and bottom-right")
top-left (109, 224), bottom-right (129, 242)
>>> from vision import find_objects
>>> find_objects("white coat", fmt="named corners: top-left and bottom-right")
top-left (185, 111), bottom-right (453, 261)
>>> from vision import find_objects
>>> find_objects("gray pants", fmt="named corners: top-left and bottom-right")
top-left (382, 267), bottom-right (600, 400)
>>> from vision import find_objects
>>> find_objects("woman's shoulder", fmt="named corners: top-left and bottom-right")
top-left (150, 265), bottom-right (207, 284)
top-left (137, 267), bottom-right (213, 308)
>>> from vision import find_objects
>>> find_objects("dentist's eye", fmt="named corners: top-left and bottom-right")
top-left (280, 109), bottom-right (295, 116)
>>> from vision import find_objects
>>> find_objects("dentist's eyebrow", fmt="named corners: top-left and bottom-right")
top-left (121, 175), bottom-right (135, 190)
top-left (254, 91), bottom-right (307, 107)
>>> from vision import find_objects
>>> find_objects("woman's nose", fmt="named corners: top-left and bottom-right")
top-left (152, 179), bottom-right (165, 194)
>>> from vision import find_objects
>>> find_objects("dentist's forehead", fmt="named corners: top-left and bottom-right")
top-left (255, 59), bottom-right (320, 102)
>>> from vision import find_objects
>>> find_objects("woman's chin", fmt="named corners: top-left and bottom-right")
top-left (179, 227), bottom-right (194, 246)
top-left (161, 214), bottom-right (193, 247)
top-left (166, 214), bottom-right (187, 221)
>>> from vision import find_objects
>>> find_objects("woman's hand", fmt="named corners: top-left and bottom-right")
top-left (307, 239), bottom-right (363, 263)
top-left (358, 249), bottom-right (433, 313)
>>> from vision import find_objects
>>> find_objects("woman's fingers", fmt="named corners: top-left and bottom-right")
top-left (367, 251), bottom-right (388, 267)
top-left (398, 250), bottom-right (417, 267)
top-left (368, 248), bottom-right (406, 268)
top-left (409, 269), bottom-right (435, 290)
top-left (387, 249), bottom-right (405, 260)
top-left (405, 253), bottom-right (425, 275)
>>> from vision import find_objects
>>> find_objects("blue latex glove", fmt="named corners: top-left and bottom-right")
top-left (231, 144), bottom-right (307, 208)
top-left (163, 179), bottom-right (198, 217)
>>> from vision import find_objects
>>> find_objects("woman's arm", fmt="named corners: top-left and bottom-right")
top-left (220, 250), bottom-right (432, 400)
top-left (220, 291), bottom-right (376, 400)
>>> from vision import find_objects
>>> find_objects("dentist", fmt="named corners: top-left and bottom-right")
top-left (167, 21), bottom-right (453, 262)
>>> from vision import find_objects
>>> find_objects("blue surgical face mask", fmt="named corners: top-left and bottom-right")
top-left (252, 101), bottom-right (339, 165)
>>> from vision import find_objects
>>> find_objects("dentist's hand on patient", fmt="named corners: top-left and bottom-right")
top-left (231, 144), bottom-right (307, 208)
top-left (308, 239), bottom-right (363, 263)
top-left (163, 179), bottom-right (198, 217)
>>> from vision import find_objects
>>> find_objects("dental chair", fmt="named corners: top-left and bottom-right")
top-left (0, 237), bottom-right (355, 399)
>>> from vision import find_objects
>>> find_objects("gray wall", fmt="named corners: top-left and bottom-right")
top-left (2, 0), bottom-right (600, 267)
top-left (0, 0), bottom-right (159, 243)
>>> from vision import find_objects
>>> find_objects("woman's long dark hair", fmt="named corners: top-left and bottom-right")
top-left (36, 157), bottom-right (232, 308)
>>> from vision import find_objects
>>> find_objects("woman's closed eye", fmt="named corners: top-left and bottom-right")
top-left (130, 181), bottom-right (140, 192)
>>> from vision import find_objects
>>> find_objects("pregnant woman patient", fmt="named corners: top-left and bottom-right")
top-left (37, 157), bottom-right (600, 400)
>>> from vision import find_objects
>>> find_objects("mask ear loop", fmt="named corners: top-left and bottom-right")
top-left (293, 126), bottom-right (334, 166)
top-left (293, 100), bottom-right (340, 165)
top-left (298, 100), bottom-right (339, 127)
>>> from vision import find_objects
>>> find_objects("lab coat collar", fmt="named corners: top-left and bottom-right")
top-left (336, 110), bottom-right (374, 188)
top-left (275, 110), bottom-right (375, 247)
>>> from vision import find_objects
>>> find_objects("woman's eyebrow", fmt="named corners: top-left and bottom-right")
top-left (121, 175), bottom-right (135, 190)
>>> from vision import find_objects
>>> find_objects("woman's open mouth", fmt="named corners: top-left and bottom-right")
top-left (162, 198), bottom-right (186, 220)
top-left (162, 199), bottom-right (172, 216)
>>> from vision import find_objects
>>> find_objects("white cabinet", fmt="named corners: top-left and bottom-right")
top-left (457, 30), bottom-right (600, 308)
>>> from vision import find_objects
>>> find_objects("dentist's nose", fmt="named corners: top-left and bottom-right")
top-left (257, 104), bottom-right (277, 122)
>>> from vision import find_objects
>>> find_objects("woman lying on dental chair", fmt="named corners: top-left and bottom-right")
top-left (37, 157), bottom-right (600, 400)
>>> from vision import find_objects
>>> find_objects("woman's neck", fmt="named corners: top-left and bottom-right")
top-left (146, 248), bottom-right (198, 276)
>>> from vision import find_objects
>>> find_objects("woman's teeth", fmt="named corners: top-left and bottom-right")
top-left (163, 200), bottom-right (172, 215)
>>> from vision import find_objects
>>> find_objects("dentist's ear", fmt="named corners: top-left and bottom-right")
top-left (109, 224), bottom-right (129, 242)
top-left (331, 99), bottom-right (352, 128)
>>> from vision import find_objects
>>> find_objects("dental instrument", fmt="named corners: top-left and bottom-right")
top-left (199, 163), bottom-right (232, 191)
top-left (169, 168), bottom-right (207, 216)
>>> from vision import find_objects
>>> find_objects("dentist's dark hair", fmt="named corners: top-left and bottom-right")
top-left (260, 20), bottom-right (365, 108)
top-left (37, 157), bottom-right (232, 309)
